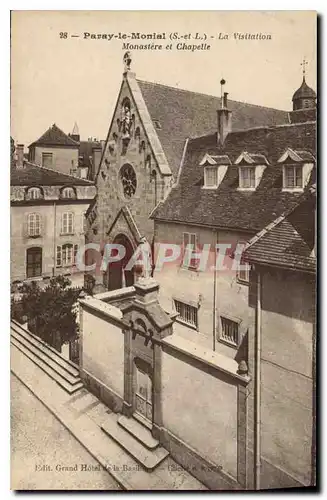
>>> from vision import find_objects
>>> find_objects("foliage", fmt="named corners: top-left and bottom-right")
top-left (10, 137), bottom-right (15, 166)
top-left (12, 276), bottom-right (82, 350)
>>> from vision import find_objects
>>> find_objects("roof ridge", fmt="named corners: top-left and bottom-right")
top-left (30, 123), bottom-right (79, 147)
top-left (25, 161), bottom-right (94, 184)
top-left (136, 78), bottom-right (288, 113)
top-left (187, 120), bottom-right (316, 143)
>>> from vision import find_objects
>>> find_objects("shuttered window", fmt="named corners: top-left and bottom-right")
top-left (174, 299), bottom-right (198, 329)
top-left (220, 316), bottom-right (239, 346)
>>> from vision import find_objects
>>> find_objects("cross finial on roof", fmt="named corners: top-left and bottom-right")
top-left (301, 57), bottom-right (308, 79)
top-left (220, 78), bottom-right (226, 108)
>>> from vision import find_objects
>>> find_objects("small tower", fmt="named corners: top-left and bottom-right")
top-left (71, 122), bottom-right (80, 142)
top-left (292, 58), bottom-right (317, 111)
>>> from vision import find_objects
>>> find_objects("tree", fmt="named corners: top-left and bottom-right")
top-left (10, 137), bottom-right (15, 166)
top-left (15, 276), bottom-right (82, 351)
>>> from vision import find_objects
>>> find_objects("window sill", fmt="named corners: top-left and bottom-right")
top-left (236, 277), bottom-right (249, 286)
top-left (175, 316), bottom-right (198, 331)
top-left (282, 188), bottom-right (304, 193)
top-left (202, 185), bottom-right (218, 190)
top-left (28, 234), bottom-right (42, 239)
top-left (60, 232), bottom-right (75, 236)
top-left (180, 265), bottom-right (199, 273)
top-left (24, 276), bottom-right (43, 282)
top-left (237, 187), bottom-right (256, 192)
top-left (218, 338), bottom-right (238, 349)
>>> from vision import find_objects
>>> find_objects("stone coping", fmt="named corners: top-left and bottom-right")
top-left (79, 297), bottom-right (123, 323)
top-left (94, 286), bottom-right (135, 302)
top-left (162, 335), bottom-right (251, 385)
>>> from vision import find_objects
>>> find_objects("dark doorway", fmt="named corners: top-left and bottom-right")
top-left (108, 234), bottom-right (135, 291)
top-left (26, 247), bottom-right (42, 278)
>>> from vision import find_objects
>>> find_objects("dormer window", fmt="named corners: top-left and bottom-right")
top-left (61, 187), bottom-right (76, 199)
top-left (200, 154), bottom-right (231, 189)
top-left (278, 148), bottom-right (315, 192)
top-left (235, 152), bottom-right (268, 191)
top-left (284, 165), bottom-right (303, 189)
top-left (239, 166), bottom-right (255, 189)
top-left (204, 167), bottom-right (218, 188)
top-left (26, 187), bottom-right (42, 200)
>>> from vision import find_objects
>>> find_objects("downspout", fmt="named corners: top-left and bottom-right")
top-left (53, 201), bottom-right (57, 276)
top-left (254, 268), bottom-right (262, 490)
top-left (212, 230), bottom-right (218, 351)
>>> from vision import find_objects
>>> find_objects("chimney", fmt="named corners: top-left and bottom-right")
top-left (92, 146), bottom-right (102, 178)
top-left (217, 80), bottom-right (232, 146)
top-left (16, 144), bottom-right (24, 168)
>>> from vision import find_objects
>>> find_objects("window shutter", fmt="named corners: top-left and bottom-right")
top-left (73, 244), bottom-right (78, 265)
top-left (56, 246), bottom-right (62, 267)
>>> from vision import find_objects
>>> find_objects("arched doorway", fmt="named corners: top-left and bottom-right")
top-left (107, 234), bottom-right (135, 291)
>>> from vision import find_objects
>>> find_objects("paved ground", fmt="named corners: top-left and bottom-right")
top-left (11, 374), bottom-right (121, 491)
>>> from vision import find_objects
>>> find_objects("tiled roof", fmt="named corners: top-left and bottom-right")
top-left (29, 124), bottom-right (79, 148)
top-left (137, 80), bottom-right (289, 178)
top-left (152, 121), bottom-right (316, 233)
top-left (11, 162), bottom-right (94, 186)
top-left (243, 191), bottom-right (316, 273)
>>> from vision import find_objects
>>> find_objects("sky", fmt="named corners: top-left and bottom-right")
top-left (11, 10), bottom-right (317, 147)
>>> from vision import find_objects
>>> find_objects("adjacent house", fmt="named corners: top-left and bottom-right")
top-left (243, 185), bottom-right (316, 488)
top-left (11, 150), bottom-right (96, 287)
top-left (27, 123), bottom-right (103, 180)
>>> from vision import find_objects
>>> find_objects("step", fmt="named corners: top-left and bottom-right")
top-left (118, 415), bottom-right (159, 450)
top-left (10, 338), bottom-right (84, 395)
top-left (11, 330), bottom-right (81, 386)
top-left (11, 321), bottom-right (79, 377)
top-left (101, 416), bottom-right (169, 472)
top-left (133, 411), bottom-right (153, 430)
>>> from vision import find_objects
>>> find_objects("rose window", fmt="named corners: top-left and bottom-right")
top-left (120, 164), bottom-right (137, 198)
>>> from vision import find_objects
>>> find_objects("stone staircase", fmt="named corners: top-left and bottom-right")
top-left (10, 320), bottom-right (83, 395)
top-left (101, 413), bottom-right (169, 472)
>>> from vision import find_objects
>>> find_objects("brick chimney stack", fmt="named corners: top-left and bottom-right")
top-left (16, 144), bottom-right (25, 168)
top-left (217, 80), bottom-right (232, 147)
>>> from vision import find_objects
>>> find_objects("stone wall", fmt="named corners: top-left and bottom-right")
top-left (79, 297), bottom-right (125, 411)
top-left (78, 284), bottom-right (251, 490)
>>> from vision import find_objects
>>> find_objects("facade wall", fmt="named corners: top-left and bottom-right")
top-left (247, 268), bottom-right (315, 488)
top-left (81, 306), bottom-right (124, 399)
top-left (154, 220), bottom-right (255, 357)
top-left (11, 200), bottom-right (92, 286)
top-left (33, 146), bottom-right (79, 175)
top-left (161, 346), bottom-right (238, 479)
top-left (85, 76), bottom-right (172, 284)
